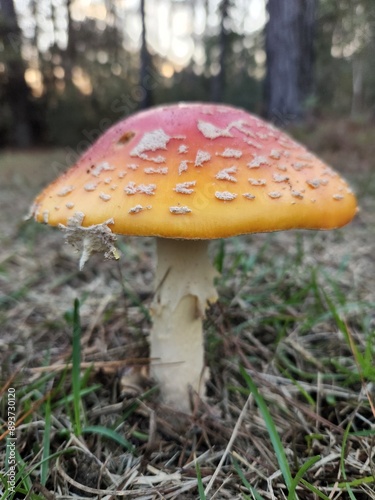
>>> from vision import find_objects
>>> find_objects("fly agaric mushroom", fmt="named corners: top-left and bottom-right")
top-left (31, 103), bottom-right (357, 412)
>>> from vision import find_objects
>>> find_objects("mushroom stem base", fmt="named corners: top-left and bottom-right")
top-left (150, 238), bottom-right (218, 412)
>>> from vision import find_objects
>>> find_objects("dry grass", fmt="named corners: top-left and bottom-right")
top-left (0, 120), bottom-right (374, 499)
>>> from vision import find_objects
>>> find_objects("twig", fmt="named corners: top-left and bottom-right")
top-left (204, 391), bottom-right (252, 495)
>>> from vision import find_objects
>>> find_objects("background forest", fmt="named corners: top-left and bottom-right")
top-left (1, 0), bottom-right (375, 150)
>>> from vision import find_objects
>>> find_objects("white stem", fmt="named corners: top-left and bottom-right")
top-left (150, 238), bottom-right (218, 412)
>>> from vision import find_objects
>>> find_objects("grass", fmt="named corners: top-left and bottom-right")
top-left (0, 119), bottom-right (374, 499)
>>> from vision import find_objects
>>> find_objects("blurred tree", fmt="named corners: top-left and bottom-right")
top-left (0, 0), bottom-right (33, 147)
top-left (1, 0), bottom-right (375, 150)
top-left (211, 0), bottom-right (231, 102)
top-left (265, 0), bottom-right (317, 123)
top-left (315, 0), bottom-right (375, 116)
top-left (64, 0), bottom-right (75, 84)
top-left (139, 0), bottom-right (152, 109)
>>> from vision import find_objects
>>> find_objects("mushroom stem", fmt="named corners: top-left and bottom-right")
top-left (150, 238), bottom-right (218, 412)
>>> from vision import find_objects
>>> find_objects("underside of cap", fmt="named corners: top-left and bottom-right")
top-left (32, 103), bottom-right (358, 239)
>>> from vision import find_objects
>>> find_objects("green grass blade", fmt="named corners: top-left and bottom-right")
top-left (240, 366), bottom-right (293, 490)
top-left (288, 455), bottom-right (321, 499)
top-left (41, 394), bottom-right (52, 485)
top-left (281, 369), bottom-right (316, 407)
top-left (53, 384), bottom-right (101, 408)
top-left (299, 479), bottom-right (331, 500)
top-left (337, 476), bottom-right (375, 488)
top-left (195, 460), bottom-right (206, 500)
top-left (232, 456), bottom-right (266, 500)
top-left (2, 448), bottom-right (76, 499)
top-left (214, 239), bottom-right (225, 273)
top-left (82, 425), bottom-right (136, 453)
top-left (72, 298), bottom-right (82, 436)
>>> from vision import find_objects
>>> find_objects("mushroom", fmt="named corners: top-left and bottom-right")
top-left (31, 103), bottom-right (358, 412)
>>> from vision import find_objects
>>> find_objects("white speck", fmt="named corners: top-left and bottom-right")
top-left (104, 177), bottom-right (112, 184)
top-left (272, 173), bottom-right (289, 183)
top-left (247, 156), bottom-right (269, 168)
top-left (256, 132), bottom-right (269, 140)
top-left (57, 185), bottom-right (74, 196)
top-left (178, 160), bottom-right (189, 175)
top-left (174, 181), bottom-right (196, 194)
top-left (127, 163), bottom-right (139, 170)
top-left (269, 149), bottom-right (281, 159)
top-left (110, 184), bottom-right (118, 190)
top-left (297, 153), bottom-right (314, 162)
top-left (292, 162), bottom-right (311, 171)
top-left (243, 193), bottom-right (255, 200)
top-left (248, 178), bottom-right (267, 186)
top-left (138, 183), bottom-right (157, 195)
top-left (215, 191), bottom-right (237, 201)
top-left (232, 120), bottom-right (256, 137)
top-left (322, 167), bottom-right (337, 177)
top-left (124, 181), bottom-right (137, 195)
top-left (42, 210), bottom-right (49, 223)
top-left (195, 150), bottom-right (211, 166)
top-left (84, 182), bottom-right (98, 191)
top-left (197, 120), bottom-right (233, 139)
top-left (306, 178), bottom-right (321, 189)
top-left (215, 166), bottom-right (238, 182)
top-left (217, 148), bottom-right (243, 158)
top-left (144, 167), bottom-right (168, 175)
top-left (333, 194), bottom-right (344, 200)
top-left (169, 206), bottom-right (192, 214)
top-left (216, 106), bottom-right (232, 113)
top-left (129, 204), bottom-right (143, 214)
top-left (277, 164), bottom-right (288, 171)
top-left (178, 144), bottom-right (188, 154)
top-left (268, 191), bottom-right (282, 199)
top-left (118, 170), bottom-right (127, 178)
top-left (139, 153), bottom-right (166, 164)
top-left (66, 202), bottom-right (75, 209)
top-left (99, 192), bottom-right (111, 201)
top-left (243, 138), bottom-right (262, 149)
top-left (128, 204), bottom-right (152, 214)
top-left (91, 162), bottom-right (115, 177)
top-left (291, 190), bottom-right (304, 199)
top-left (130, 128), bottom-right (171, 157)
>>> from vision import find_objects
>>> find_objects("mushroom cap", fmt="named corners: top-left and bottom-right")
top-left (32, 103), bottom-right (357, 238)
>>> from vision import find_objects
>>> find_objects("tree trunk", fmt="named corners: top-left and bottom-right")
top-left (0, 0), bottom-right (33, 147)
top-left (64, 0), bottom-right (75, 84)
top-left (299, 0), bottom-right (317, 109)
top-left (139, 0), bottom-right (152, 109)
top-left (211, 0), bottom-right (230, 102)
top-left (265, 0), bottom-right (317, 124)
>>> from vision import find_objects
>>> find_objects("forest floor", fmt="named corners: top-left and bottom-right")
top-left (0, 118), bottom-right (374, 499)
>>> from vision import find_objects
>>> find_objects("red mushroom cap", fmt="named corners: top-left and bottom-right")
top-left (32, 103), bottom-right (358, 238)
